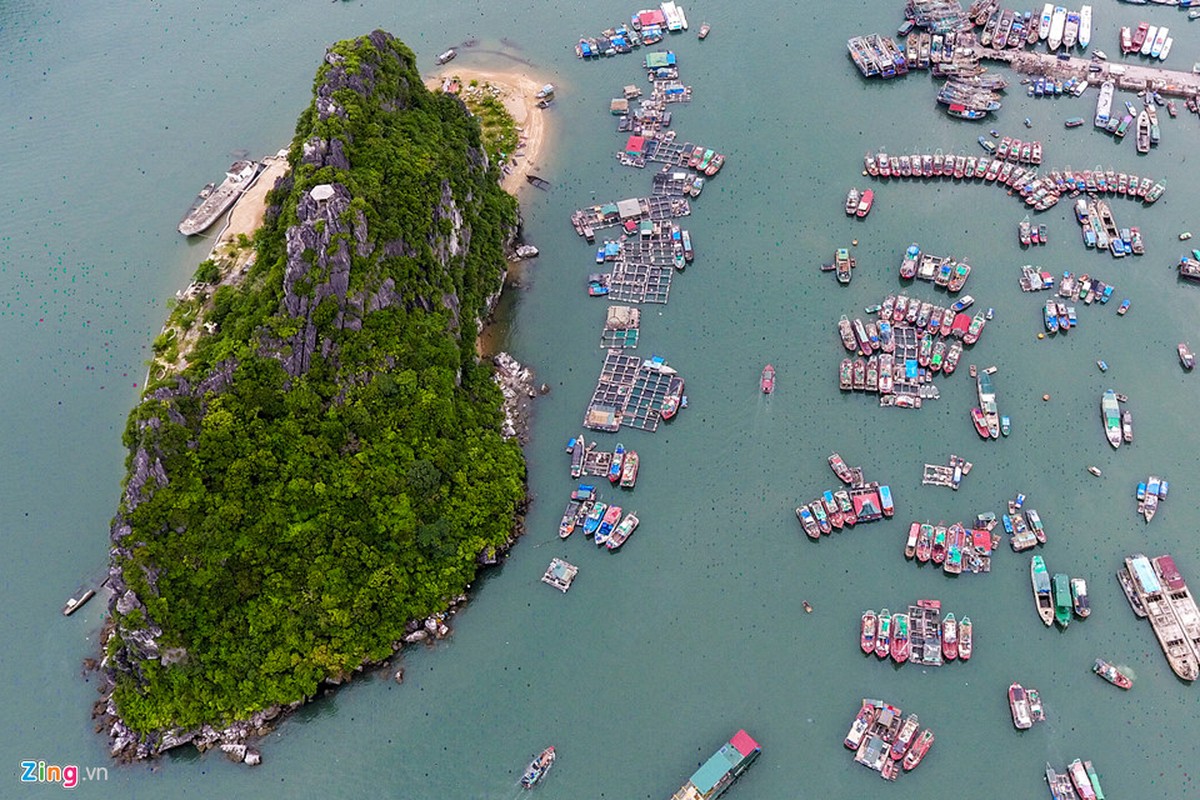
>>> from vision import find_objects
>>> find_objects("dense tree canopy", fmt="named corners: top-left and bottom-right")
top-left (107, 32), bottom-right (525, 735)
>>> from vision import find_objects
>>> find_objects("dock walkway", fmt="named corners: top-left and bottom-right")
top-left (981, 47), bottom-right (1200, 98)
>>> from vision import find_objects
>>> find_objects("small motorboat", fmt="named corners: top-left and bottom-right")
top-left (761, 364), bottom-right (776, 394)
top-left (521, 747), bottom-right (556, 788)
top-left (1087, 466), bottom-right (1102, 477)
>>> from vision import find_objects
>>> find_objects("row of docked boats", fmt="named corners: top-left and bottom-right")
top-left (991, 135), bottom-right (1043, 165)
top-left (850, 293), bottom-right (988, 349)
top-left (843, 188), bottom-right (874, 219)
top-left (904, 521), bottom-right (988, 574)
top-left (565, 434), bottom-right (640, 487)
top-left (1002, 506), bottom-right (1048, 551)
top-left (1019, 216), bottom-right (1048, 246)
top-left (1046, 759), bottom-right (1106, 800)
top-left (1007, 682), bottom-right (1046, 730)
top-left (1074, 198), bottom-right (1143, 257)
top-left (844, 699), bottom-right (934, 778)
top-left (861, 606), bottom-right (972, 662)
top-left (1025, 74), bottom-right (1089, 99)
top-left (1059, 269), bottom-right (1119, 308)
top-left (1135, 474), bottom-right (1167, 523)
top-left (1120, 21), bottom-right (1173, 61)
top-left (847, 34), bottom-right (909, 79)
top-left (899, 245), bottom-right (972, 293)
top-left (795, 485), bottom-right (893, 538)
top-left (568, 497), bottom-right (640, 550)
top-left (1030, 555), bottom-right (1091, 628)
top-left (972, 3), bottom-right (1093, 52)
top-left (867, 150), bottom-right (1166, 209)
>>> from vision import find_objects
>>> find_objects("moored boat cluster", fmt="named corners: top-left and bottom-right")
top-left (795, 453), bottom-right (893, 539)
top-left (865, 150), bottom-right (1165, 210)
top-left (1029, 554), bottom-right (1091, 629)
top-left (845, 699), bottom-right (934, 781)
top-left (1046, 759), bottom-right (1107, 800)
top-left (861, 598), bottom-right (973, 665)
top-left (904, 520), bottom-right (996, 573)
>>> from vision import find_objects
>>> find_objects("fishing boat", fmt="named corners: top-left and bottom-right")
top-left (931, 526), bottom-right (948, 564)
top-left (879, 485), bottom-right (894, 517)
top-left (569, 433), bottom-right (586, 478)
top-left (845, 703), bottom-right (877, 749)
top-left (875, 609), bottom-right (892, 659)
top-left (861, 610), bottom-right (877, 653)
top-left (1000, 415), bottom-right (1011, 436)
top-left (904, 522), bottom-right (920, 559)
top-left (1093, 658), bottom-right (1133, 689)
top-left (891, 613), bottom-right (910, 663)
top-left (839, 358), bottom-right (853, 391)
top-left (916, 523), bottom-right (934, 563)
top-left (697, 21), bottom-right (710, 39)
top-left (823, 491), bottom-right (844, 529)
top-left (594, 505), bottom-right (622, 546)
top-left (845, 187), bottom-right (861, 215)
top-left (559, 499), bottom-right (582, 539)
top-left (950, 294), bottom-right (975, 313)
top-left (1136, 109), bottom-right (1150, 154)
top-left (838, 316), bottom-right (857, 351)
top-left (1038, 4), bottom-right (1053, 40)
top-left (605, 512), bottom-right (639, 550)
top-left (1048, 5), bottom-right (1066, 51)
top-left (835, 247), bottom-right (854, 285)
top-left (608, 444), bottom-right (625, 483)
top-left (436, 48), bottom-right (457, 65)
top-left (1071, 577), bottom-right (1091, 618)
top-left (1117, 566), bottom-right (1148, 618)
top-left (941, 613), bottom-right (958, 660)
top-left (1032, 556), bottom-right (1055, 626)
top-left (902, 729), bottom-right (934, 771)
top-left (1028, 688), bottom-right (1045, 724)
top-left (620, 450), bottom-right (639, 488)
top-left (958, 616), bottom-right (973, 660)
top-left (1087, 465), bottom-right (1102, 477)
top-left (900, 243), bottom-right (920, 279)
top-left (659, 376), bottom-right (684, 420)
top-left (1044, 300), bottom-right (1059, 333)
top-left (1053, 573), bottom-right (1072, 628)
top-left (526, 174), bottom-right (551, 190)
top-left (1122, 410), bottom-right (1133, 444)
top-left (521, 747), bottom-right (556, 789)
top-left (1179, 342), bottom-right (1195, 370)
top-left (1101, 390), bottom-right (1122, 448)
top-left (829, 452), bottom-right (855, 484)
top-left (810, 502), bottom-right (831, 535)
top-left (1079, 4), bottom-right (1091, 49)
top-left (1065, 117), bottom-right (1084, 128)
top-left (1008, 683), bottom-right (1033, 729)
top-left (1070, 759), bottom-right (1099, 800)
top-left (760, 364), bottom-right (776, 394)
top-left (796, 505), bottom-right (820, 539)
top-left (970, 408), bottom-right (989, 439)
top-left (856, 189), bottom-right (874, 218)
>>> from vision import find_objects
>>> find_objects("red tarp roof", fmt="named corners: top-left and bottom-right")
top-left (638, 10), bottom-right (666, 25)
top-left (625, 134), bottom-right (646, 154)
top-left (1156, 555), bottom-right (1184, 590)
top-left (952, 313), bottom-right (972, 332)
top-left (730, 729), bottom-right (760, 757)
top-left (971, 528), bottom-right (992, 553)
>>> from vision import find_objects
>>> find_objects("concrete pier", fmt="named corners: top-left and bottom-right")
top-left (980, 47), bottom-right (1200, 98)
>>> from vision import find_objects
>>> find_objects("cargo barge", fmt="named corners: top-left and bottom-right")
top-left (670, 730), bottom-right (760, 800)
top-left (1120, 553), bottom-right (1200, 681)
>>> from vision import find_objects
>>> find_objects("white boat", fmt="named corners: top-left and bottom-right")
top-left (1141, 26), bottom-right (1157, 56)
top-left (1064, 11), bottom-right (1079, 49)
top-left (660, 1), bottom-right (685, 31)
top-left (1150, 27), bottom-right (1169, 59)
top-left (1039, 3), bottom-right (1054, 40)
top-left (1159, 37), bottom-right (1172, 61)
top-left (1094, 80), bottom-right (1114, 127)
top-left (1048, 6), bottom-right (1067, 51)
top-left (1079, 5), bottom-right (1092, 49)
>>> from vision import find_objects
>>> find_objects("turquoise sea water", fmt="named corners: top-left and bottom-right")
top-left (3, 1), bottom-right (1199, 797)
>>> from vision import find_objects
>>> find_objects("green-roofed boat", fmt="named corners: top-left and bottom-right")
top-left (1053, 573), bottom-right (1072, 628)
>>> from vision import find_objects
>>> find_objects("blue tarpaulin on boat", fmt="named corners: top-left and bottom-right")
top-left (1131, 557), bottom-right (1161, 594)
top-left (905, 359), bottom-right (918, 379)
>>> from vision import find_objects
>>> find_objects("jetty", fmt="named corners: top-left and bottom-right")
top-left (541, 558), bottom-right (578, 593)
top-left (983, 47), bottom-right (1200, 100)
top-left (571, 195), bottom-right (690, 241)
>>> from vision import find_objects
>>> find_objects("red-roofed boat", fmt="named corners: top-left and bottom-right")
top-left (902, 729), bottom-right (934, 770)
top-left (760, 364), bottom-right (776, 393)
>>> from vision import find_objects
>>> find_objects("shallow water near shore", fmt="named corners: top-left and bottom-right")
top-left (3, 1), bottom-right (1200, 797)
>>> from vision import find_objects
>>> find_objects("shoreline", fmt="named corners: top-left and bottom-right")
top-left (424, 66), bottom-right (556, 195)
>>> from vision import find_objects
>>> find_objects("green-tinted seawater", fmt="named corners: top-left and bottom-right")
top-left (2, 1), bottom-right (1198, 797)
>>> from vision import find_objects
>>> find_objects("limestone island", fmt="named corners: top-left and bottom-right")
top-left (98, 30), bottom-right (537, 761)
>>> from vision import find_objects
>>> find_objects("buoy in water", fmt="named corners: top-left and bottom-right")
top-left (803, 601), bottom-right (813, 613)
top-left (1037, 333), bottom-right (1044, 339)
top-left (852, 239), bottom-right (859, 246)
top-left (1042, 394), bottom-right (1051, 401)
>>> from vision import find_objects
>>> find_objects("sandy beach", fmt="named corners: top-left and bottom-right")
top-left (425, 67), bottom-right (555, 195)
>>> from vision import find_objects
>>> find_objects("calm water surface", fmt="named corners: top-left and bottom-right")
top-left (2, 1), bottom-right (1198, 797)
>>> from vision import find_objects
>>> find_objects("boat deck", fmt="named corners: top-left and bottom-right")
top-left (583, 350), bottom-right (680, 433)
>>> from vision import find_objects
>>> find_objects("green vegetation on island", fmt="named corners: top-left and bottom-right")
top-left (105, 31), bottom-right (525, 744)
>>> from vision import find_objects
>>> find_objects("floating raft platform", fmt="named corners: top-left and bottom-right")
top-left (601, 305), bottom-right (641, 348)
top-left (908, 600), bottom-right (944, 666)
top-left (541, 558), bottom-right (578, 593)
top-left (922, 455), bottom-right (972, 490)
top-left (583, 351), bottom-right (680, 433)
top-left (580, 447), bottom-right (613, 478)
top-left (571, 195), bottom-right (691, 241)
